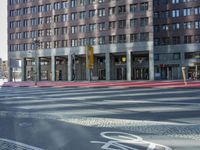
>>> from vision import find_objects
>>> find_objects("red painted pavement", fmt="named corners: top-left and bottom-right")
top-left (1, 81), bottom-right (200, 88)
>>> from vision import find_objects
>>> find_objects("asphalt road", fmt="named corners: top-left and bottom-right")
top-left (0, 86), bottom-right (199, 150)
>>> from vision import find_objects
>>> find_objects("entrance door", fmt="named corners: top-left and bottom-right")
top-left (98, 69), bottom-right (105, 80)
top-left (134, 68), bottom-right (149, 80)
top-left (116, 67), bottom-right (127, 80)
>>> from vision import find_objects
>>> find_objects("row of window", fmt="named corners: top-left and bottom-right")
top-left (9, 18), bottom-right (149, 39)
top-left (154, 35), bottom-right (200, 46)
top-left (154, 20), bottom-right (200, 31)
top-left (154, 0), bottom-right (197, 5)
top-left (154, 6), bottom-right (200, 19)
top-left (154, 51), bottom-right (200, 61)
top-left (9, 33), bottom-right (150, 51)
top-left (10, 2), bottom-right (149, 17)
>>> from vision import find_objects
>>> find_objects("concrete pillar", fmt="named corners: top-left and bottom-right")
top-left (68, 54), bottom-right (72, 81)
top-left (8, 58), bottom-right (13, 82)
top-left (105, 52), bottom-right (110, 80)
top-left (21, 58), bottom-right (26, 81)
top-left (149, 50), bottom-right (154, 80)
top-left (35, 57), bottom-right (40, 82)
top-left (51, 56), bottom-right (56, 81)
top-left (126, 51), bottom-right (132, 81)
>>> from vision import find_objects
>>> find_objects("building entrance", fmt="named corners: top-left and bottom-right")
top-left (134, 68), bottom-right (149, 80)
top-left (116, 67), bottom-right (127, 80)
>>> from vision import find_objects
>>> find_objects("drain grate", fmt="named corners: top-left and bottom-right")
top-left (0, 138), bottom-right (44, 150)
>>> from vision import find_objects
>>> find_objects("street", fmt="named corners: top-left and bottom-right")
top-left (0, 86), bottom-right (200, 150)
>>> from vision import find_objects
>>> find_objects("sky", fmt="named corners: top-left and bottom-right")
top-left (0, 0), bottom-right (7, 61)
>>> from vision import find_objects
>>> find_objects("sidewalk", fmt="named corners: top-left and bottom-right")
top-left (1, 80), bottom-right (200, 88)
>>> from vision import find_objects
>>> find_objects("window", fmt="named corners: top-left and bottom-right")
top-left (194, 7), bottom-right (200, 15)
top-left (71, 39), bottom-right (78, 47)
top-left (71, 12), bottom-right (77, 20)
top-left (79, 25), bottom-right (87, 32)
top-left (183, 8), bottom-right (191, 16)
top-left (130, 4), bottom-right (137, 12)
top-left (71, 0), bottom-right (77, 8)
top-left (118, 35), bottom-right (126, 43)
top-left (71, 26), bottom-right (78, 34)
top-left (184, 36), bottom-right (192, 43)
top-left (140, 2), bottom-right (148, 11)
top-left (89, 24), bottom-right (96, 32)
top-left (172, 36), bottom-right (180, 45)
top-left (89, 10), bottom-right (96, 18)
top-left (98, 8), bottom-right (106, 17)
top-left (62, 27), bottom-right (68, 34)
top-left (46, 16), bottom-right (52, 24)
top-left (140, 17), bottom-right (148, 26)
top-left (140, 32), bottom-right (149, 41)
top-left (46, 29), bottom-right (52, 36)
top-left (80, 11), bottom-right (86, 19)
top-left (130, 19), bottom-right (138, 27)
top-left (99, 22), bottom-right (106, 31)
top-left (172, 23), bottom-right (180, 30)
top-left (109, 35), bottom-right (116, 44)
top-left (79, 38), bottom-right (87, 46)
top-left (118, 20), bottom-right (126, 28)
top-left (172, 9), bottom-right (180, 17)
top-left (195, 21), bottom-right (200, 29)
top-left (98, 36), bottom-right (106, 45)
top-left (89, 0), bottom-right (95, 4)
top-left (38, 17), bottom-right (45, 25)
top-left (130, 33), bottom-right (139, 42)
top-left (183, 22), bottom-right (192, 29)
top-left (161, 37), bottom-right (170, 45)
top-left (118, 5), bottom-right (126, 14)
top-left (109, 21), bottom-right (116, 29)
top-left (108, 7), bottom-right (115, 16)
top-left (89, 37), bottom-right (96, 45)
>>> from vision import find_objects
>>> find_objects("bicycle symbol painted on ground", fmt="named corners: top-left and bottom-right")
top-left (91, 131), bottom-right (172, 150)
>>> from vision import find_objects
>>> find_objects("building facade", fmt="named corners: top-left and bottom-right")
top-left (7, 0), bottom-right (199, 81)
top-left (154, 0), bottom-right (200, 80)
top-left (0, 58), bottom-right (2, 78)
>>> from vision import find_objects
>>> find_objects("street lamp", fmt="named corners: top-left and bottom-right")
top-left (33, 38), bottom-right (40, 85)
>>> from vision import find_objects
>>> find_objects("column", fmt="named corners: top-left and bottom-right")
top-left (126, 51), bottom-right (132, 81)
top-left (105, 52), bottom-right (110, 81)
top-left (21, 58), bottom-right (26, 81)
top-left (8, 58), bottom-right (12, 82)
top-left (68, 54), bottom-right (72, 81)
top-left (149, 50), bottom-right (154, 81)
top-left (51, 56), bottom-right (56, 81)
top-left (35, 57), bottom-right (40, 82)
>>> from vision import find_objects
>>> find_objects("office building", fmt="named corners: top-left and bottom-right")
top-left (8, 0), bottom-right (200, 81)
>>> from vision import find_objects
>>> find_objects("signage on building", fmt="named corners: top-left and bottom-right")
top-left (160, 64), bottom-right (179, 67)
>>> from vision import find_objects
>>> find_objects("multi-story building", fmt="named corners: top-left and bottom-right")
top-left (154, 0), bottom-right (200, 80)
top-left (7, 0), bottom-right (200, 81)
top-left (0, 58), bottom-right (2, 78)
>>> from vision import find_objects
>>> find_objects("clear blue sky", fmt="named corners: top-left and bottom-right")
top-left (0, 0), bottom-right (7, 60)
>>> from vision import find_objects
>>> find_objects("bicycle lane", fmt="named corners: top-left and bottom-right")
top-left (0, 114), bottom-right (193, 150)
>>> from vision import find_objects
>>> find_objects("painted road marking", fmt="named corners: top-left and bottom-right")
top-left (0, 138), bottom-right (44, 150)
top-left (91, 131), bottom-right (172, 150)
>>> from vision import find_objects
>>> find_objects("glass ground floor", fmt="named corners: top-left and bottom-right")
top-left (9, 51), bottom-right (156, 81)
top-left (9, 52), bottom-right (200, 81)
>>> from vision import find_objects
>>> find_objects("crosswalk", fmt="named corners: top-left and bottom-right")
top-left (0, 87), bottom-right (199, 118)
top-left (0, 87), bottom-right (200, 141)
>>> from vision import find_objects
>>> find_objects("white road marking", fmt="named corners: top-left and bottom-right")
top-left (91, 131), bottom-right (172, 150)
top-left (0, 138), bottom-right (44, 150)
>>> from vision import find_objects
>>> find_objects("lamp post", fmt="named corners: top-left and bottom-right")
top-left (33, 38), bottom-right (40, 85)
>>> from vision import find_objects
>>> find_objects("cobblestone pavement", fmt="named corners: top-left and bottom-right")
top-left (0, 87), bottom-right (200, 149)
